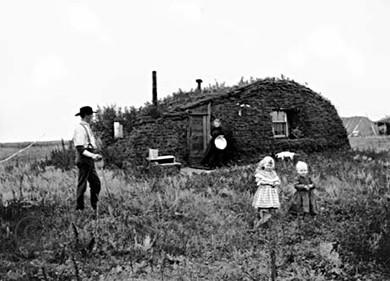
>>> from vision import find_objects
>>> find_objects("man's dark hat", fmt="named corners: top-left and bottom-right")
top-left (75, 106), bottom-right (97, 116)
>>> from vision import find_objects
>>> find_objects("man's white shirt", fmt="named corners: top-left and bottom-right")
top-left (73, 121), bottom-right (97, 149)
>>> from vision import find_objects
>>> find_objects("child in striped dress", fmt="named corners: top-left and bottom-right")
top-left (252, 156), bottom-right (281, 224)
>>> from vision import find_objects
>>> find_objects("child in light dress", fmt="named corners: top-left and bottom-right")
top-left (289, 161), bottom-right (318, 217)
top-left (252, 156), bottom-right (281, 224)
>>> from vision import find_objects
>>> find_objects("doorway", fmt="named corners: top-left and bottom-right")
top-left (187, 104), bottom-right (211, 166)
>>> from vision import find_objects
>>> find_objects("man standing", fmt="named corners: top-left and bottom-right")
top-left (73, 106), bottom-right (102, 212)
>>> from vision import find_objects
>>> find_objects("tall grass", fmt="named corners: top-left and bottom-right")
top-left (1, 150), bottom-right (390, 280)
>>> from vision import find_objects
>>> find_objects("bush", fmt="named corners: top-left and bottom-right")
top-left (92, 105), bottom-right (138, 146)
top-left (91, 105), bottom-right (138, 167)
top-left (37, 140), bottom-right (76, 171)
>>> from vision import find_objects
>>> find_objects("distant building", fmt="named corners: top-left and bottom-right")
top-left (375, 117), bottom-right (390, 136)
top-left (341, 116), bottom-right (379, 137)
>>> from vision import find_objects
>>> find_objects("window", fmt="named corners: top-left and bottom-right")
top-left (271, 111), bottom-right (288, 138)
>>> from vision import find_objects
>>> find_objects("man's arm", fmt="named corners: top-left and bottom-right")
top-left (73, 127), bottom-right (102, 160)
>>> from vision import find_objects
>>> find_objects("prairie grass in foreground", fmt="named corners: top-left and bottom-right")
top-left (1, 150), bottom-right (390, 280)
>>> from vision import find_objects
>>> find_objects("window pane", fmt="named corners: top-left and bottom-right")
top-left (271, 111), bottom-right (286, 122)
top-left (273, 123), bottom-right (286, 136)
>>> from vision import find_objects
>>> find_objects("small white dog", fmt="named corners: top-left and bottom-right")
top-left (276, 151), bottom-right (296, 160)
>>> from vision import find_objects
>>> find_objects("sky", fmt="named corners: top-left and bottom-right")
top-left (1, 0), bottom-right (389, 142)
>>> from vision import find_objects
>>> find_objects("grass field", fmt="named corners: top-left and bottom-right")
top-left (0, 140), bottom-right (72, 163)
top-left (348, 136), bottom-right (390, 152)
top-left (1, 149), bottom-right (390, 280)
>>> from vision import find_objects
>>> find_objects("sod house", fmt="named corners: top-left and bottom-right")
top-left (122, 78), bottom-right (349, 166)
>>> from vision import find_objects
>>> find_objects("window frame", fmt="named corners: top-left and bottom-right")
top-left (270, 110), bottom-right (289, 138)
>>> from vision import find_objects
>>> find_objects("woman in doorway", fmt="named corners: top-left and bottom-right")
top-left (201, 118), bottom-right (227, 168)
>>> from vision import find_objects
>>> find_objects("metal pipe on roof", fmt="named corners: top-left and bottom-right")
top-left (152, 71), bottom-right (157, 106)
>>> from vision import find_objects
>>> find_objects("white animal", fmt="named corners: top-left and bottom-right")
top-left (276, 151), bottom-right (296, 160)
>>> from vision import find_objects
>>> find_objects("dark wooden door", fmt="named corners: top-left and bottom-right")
top-left (188, 113), bottom-right (210, 165)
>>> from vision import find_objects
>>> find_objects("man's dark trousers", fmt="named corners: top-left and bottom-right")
top-left (76, 158), bottom-right (101, 210)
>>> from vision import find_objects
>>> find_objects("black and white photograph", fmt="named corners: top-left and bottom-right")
top-left (1, 1), bottom-right (390, 280)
